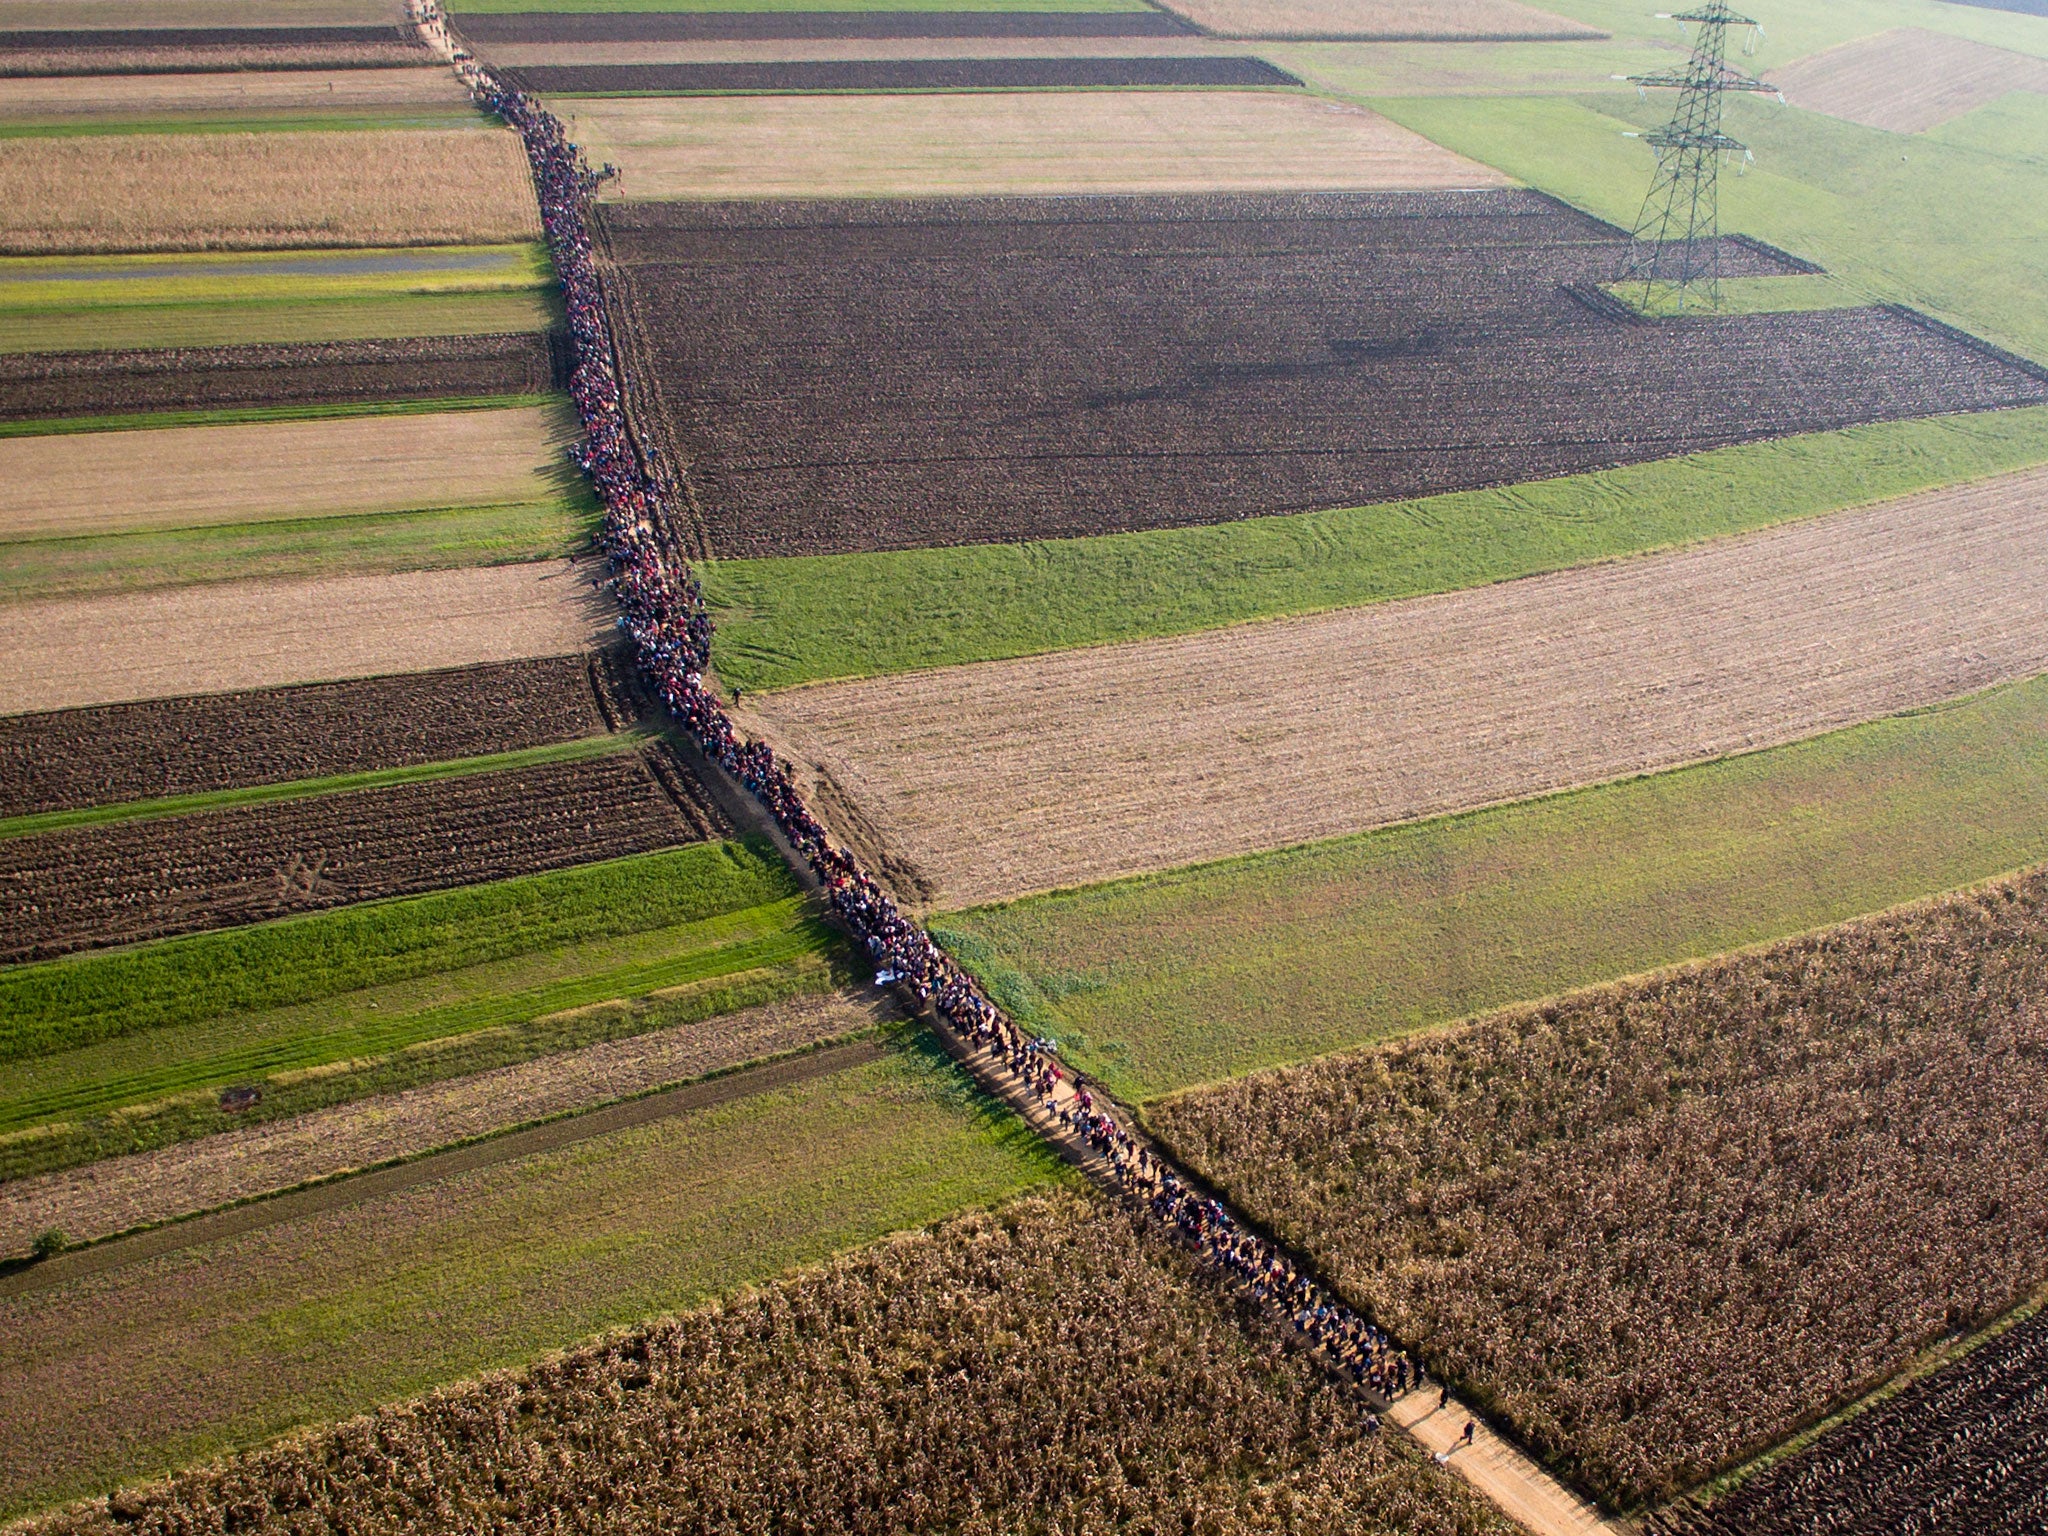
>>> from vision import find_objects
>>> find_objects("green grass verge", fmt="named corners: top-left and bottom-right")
top-left (0, 733), bottom-right (639, 842)
top-left (0, 1032), bottom-right (1065, 1519)
top-left (0, 289), bottom-right (561, 355)
top-left (704, 405), bottom-right (2048, 692)
top-left (0, 243), bottom-right (551, 312)
top-left (0, 839), bottom-right (799, 1066)
top-left (0, 497), bottom-right (599, 604)
top-left (1367, 89), bottom-right (2048, 364)
top-left (0, 393), bottom-right (546, 439)
top-left (934, 675), bottom-right (2048, 1104)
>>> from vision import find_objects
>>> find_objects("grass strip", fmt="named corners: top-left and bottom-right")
top-left (0, 392), bottom-right (546, 438)
top-left (934, 675), bottom-right (2048, 1103)
top-left (0, 838), bottom-right (800, 1064)
top-left (0, 243), bottom-right (552, 311)
top-left (0, 289), bottom-right (561, 355)
top-left (0, 497), bottom-right (599, 603)
top-left (705, 406), bottom-right (2048, 691)
top-left (0, 732), bottom-right (640, 842)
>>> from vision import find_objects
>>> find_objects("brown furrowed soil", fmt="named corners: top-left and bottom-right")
top-left (10, 1189), bottom-right (1516, 1536)
top-left (0, 743), bottom-right (723, 962)
top-left (0, 333), bottom-right (562, 422)
top-left (0, 129), bottom-right (538, 253)
top-left (1148, 0), bottom-right (1603, 40)
top-left (459, 10), bottom-right (1201, 43)
top-left (0, 64), bottom-right (463, 114)
top-left (0, 561), bottom-right (612, 715)
top-left (0, 652), bottom-right (635, 817)
top-left (600, 191), bottom-right (2044, 557)
top-left (1773, 28), bottom-right (2048, 134)
top-left (1649, 1303), bottom-right (2048, 1536)
top-left (561, 91), bottom-right (1506, 200)
top-left (748, 466), bottom-right (2048, 907)
top-left (0, 989), bottom-right (893, 1253)
top-left (512, 56), bottom-right (1301, 93)
top-left (0, 403), bottom-right (578, 541)
top-left (1148, 870), bottom-right (2048, 1510)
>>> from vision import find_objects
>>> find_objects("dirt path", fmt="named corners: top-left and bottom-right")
top-left (0, 1038), bottom-right (884, 1301)
top-left (751, 465), bottom-right (2048, 908)
top-left (1392, 1392), bottom-right (1628, 1536)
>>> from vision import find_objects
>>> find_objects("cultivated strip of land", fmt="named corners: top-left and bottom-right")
top-left (0, 64), bottom-right (468, 116)
top-left (0, 289), bottom-right (557, 354)
top-left (483, 35), bottom-right (1233, 62)
top-left (0, 988), bottom-right (893, 1254)
top-left (1147, 0), bottom-right (1603, 40)
top-left (751, 466), bottom-right (2048, 906)
top-left (1773, 28), bottom-right (2048, 135)
top-left (559, 90), bottom-right (1509, 197)
top-left (0, 559), bottom-right (610, 713)
top-left (0, 401), bottom-right (576, 538)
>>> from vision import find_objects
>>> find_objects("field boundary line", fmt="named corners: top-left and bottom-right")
top-left (0, 1036), bottom-right (885, 1300)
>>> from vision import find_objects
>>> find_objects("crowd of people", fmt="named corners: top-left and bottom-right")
top-left (439, 28), bottom-right (1427, 1419)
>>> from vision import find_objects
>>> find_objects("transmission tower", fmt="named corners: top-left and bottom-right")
top-left (1618, 2), bottom-right (1780, 312)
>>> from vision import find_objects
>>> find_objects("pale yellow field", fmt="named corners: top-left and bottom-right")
top-left (0, 67), bottom-right (469, 120)
top-left (1774, 28), bottom-right (2048, 134)
top-left (0, 129), bottom-right (540, 254)
top-left (562, 91), bottom-right (1511, 200)
top-left (747, 468), bottom-right (2048, 908)
top-left (0, 561), bottom-right (611, 714)
top-left (1150, 0), bottom-right (1603, 40)
top-left (0, 405), bottom-right (578, 541)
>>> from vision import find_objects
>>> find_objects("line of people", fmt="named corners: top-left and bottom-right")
top-left (450, 40), bottom-right (1429, 1423)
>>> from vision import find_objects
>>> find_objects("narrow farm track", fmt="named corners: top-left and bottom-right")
top-left (0, 1038), bottom-right (886, 1303)
top-left (749, 466), bottom-right (2048, 907)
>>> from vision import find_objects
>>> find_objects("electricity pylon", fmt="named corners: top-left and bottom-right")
top-left (1618, 2), bottom-right (1780, 312)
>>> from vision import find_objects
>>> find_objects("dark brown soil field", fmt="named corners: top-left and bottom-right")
top-left (510, 56), bottom-right (1299, 93)
top-left (599, 189), bottom-right (2048, 557)
top-left (0, 332), bottom-right (565, 423)
top-left (1650, 1306), bottom-right (2048, 1536)
top-left (0, 742), bottom-right (725, 962)
top-left (455, 10), bottom-right (1200, 43)
top-left (0, 26), bottom-right (426, 75)
top-left (0, 652), bottom-right (641, 818)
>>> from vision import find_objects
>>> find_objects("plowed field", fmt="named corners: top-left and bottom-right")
top-left (0, 652), bottom-right (633, 817)
top-left (748, 466), bottom-right (2048, 906)
top-left (0, 403), bottom-right (578, 540)
top-left (1773, 29), bottom-right (2048, 134)
top-left (1148, 0), bottom-right (1602, 40)
top-left (0, 744), bottom-right (723, 961)
top-left (513, 56), bottom-right (1299, 92)
top-left (561, 91), bottom-right (1506, 200)
top-left (0, 561), bottom-right (611, 715)
top-left (601, 191), bottom-right (2046, 556)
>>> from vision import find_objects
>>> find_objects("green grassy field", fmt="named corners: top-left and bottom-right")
top-left (1544, 0), bottom-right (2048, 61)
top-left (934, 676), bottom-right (2048, 1104)
top-left (0, 1035), bottom-right (1065, 1518)
top-left (0, 290), bottom-right (559, 355)
top-left (0, 244), bottom-right (551, 312)
top-left (704, 406), bottom-right (2048, 692)
top-left (0, 393), bottom-right (547, 439)
top-left (0, 496), bottom-right (598, 603)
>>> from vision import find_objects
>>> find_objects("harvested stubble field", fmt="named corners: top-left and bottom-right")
top-left (0, 332), bottom-right (563, 421)
top-left (456, 10), bottom-right (1200, 42)
top-left (0, 741), bottom-right (725, 962)
top-left (1149, 871), bottom-right (2048, 1509)
top-left (0, 653), bottom-right (630, 817)
top-left (0, 560), bottom-right (611, 715)
top-left (0, 37), bottom-right (429, 78)
top-left (1773, 28), bottom-right (2048, 134)
top-left (513, 54), bottom-right (1300, 89)
top-left (1147, 0), bottom-right (1603, 41)
top-left (0, 64), bottom-right (467, 117)
top-left (749, 466), bottom-right (2048, 907)
top-left (1651, 1304), bottom-right (2048, 1535)
top-left (13, 1189), bottom-right (1515, 1536)
top-left (560, 90), bottom-right (1503, 199)
top-left (601, 190), bottom-right (2046, 557)
top-left (0, 986), bottom-right (893, 1253)
top-left (0, 128), bottom-right (538, 253)
top-left (0, 1042), bottom-right (1062, 1517)
top-left (0, 403), bottom-right (577, 540)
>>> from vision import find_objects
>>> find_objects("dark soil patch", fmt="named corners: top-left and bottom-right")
top-left (506, 56), bottom-right (1297, 93)
top-left (454, 10), bottom-right (1200, 43)
top-left (599, 188), bottom-right (2048, 557)
top-left (0, 743), bottom-right (728, 962)
top-left (0, 332), bottom-right (567, 423)
top-left (0, 652), bottom-right (644, 818)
